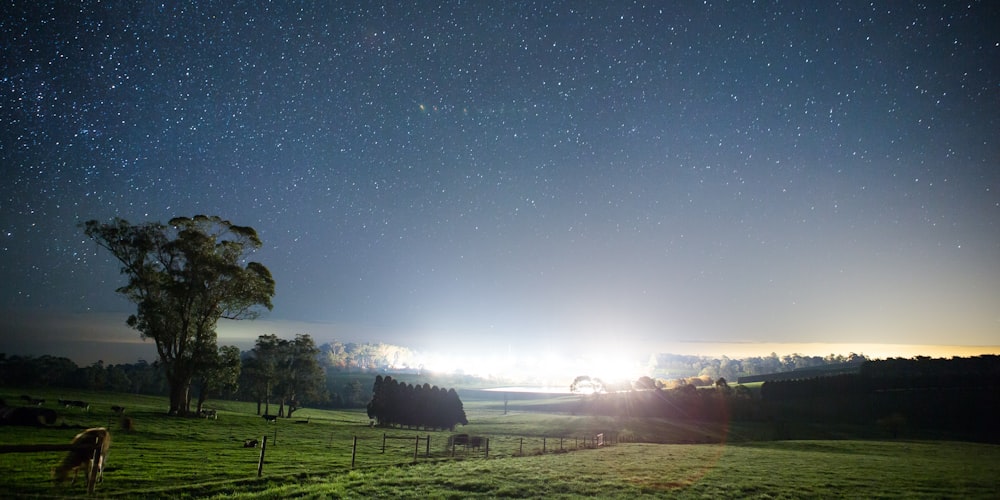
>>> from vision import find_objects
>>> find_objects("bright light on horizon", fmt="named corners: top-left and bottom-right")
top-left (411, 347), bottom-right (648, 387)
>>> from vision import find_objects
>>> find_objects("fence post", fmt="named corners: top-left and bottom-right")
top-left (86, 436), bottom-right (102, 494)
top-left (425, 435), bottom-right (430, 457)
top-left (519, 437), bottom-right (523, 456)
top-left (413, 436), bottom-right (419, 462)
top-left (351, 435), bottom-right (357, 469)
top-left (485, 438), bottom-right (489, 459)
top-left (382, 433), bottom-right (386, 454)
top-left (257, 436), bottom-right (268, 477)
top-left (560, 437), bottom-right (563, 451)
top-left (543, 437), bottom-right (546, 453)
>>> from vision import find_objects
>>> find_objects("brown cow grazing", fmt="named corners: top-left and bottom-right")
top-left (53, 427), bottom-right (111, 486)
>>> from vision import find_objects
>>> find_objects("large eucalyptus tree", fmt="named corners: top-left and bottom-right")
top-left (83, 215), bottom-right (275, 415)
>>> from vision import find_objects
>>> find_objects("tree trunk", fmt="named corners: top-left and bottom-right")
top-left (255, 399), bottom-right (262, 415)
top-left (196, 386), bottom-right (207, 415)
top-left (168, 379), bottom-right (190, 416)
top-left (278, 400), bottom-right (285, 418)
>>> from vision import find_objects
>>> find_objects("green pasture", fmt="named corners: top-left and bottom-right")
top-left (1, 388), bottom-right (998, 498)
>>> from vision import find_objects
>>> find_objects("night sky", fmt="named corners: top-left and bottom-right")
top-left (2, 2), bottom-right (998, 367)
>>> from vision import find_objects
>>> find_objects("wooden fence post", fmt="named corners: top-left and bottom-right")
top-left (86, 435), bottom-right (103, 494)
top-left (425, 435), bottom-right (430, 457)
top-left (257, 436), bottom-right (268, 477)
top-left (413, 436), bottom-right (419, 462)
top-left (351, 436), bottom-right (357, 469)
top-left (519, 437), bottom-right (523, 456)
top-left (485, 438), bottom-right (489, 459)
top-left (543, 437), bottom-right (546, 453)
top-left (382, 433), bottom-right (386, 454)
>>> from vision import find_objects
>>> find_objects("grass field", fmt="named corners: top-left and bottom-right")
top-left (1, 388), bottom-right (998, 498)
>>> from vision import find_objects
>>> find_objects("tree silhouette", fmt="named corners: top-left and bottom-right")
top-left (367, 376), bottom-right (467, 430)
top-left (83, 216), bottom-right (274, 415)
top-left (273, 334), bottom-right (325, 418)
top-left (191, 345), bottom-right (241, 415)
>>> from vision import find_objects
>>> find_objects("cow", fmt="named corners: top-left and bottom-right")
top-left (243, 439), bottom-right (259, 448)
top-left (469, 435), bottom-right (486, 451)
top-left (0, 406), bottom-right (57, 426)
top-left (61, 400), bottom-right (90, 411)
top-left (20, 395), bottom-right (45, 406)
top-left (262, 414), bottom-right (277, 423)
top-left (448, 433), bottom-right (469, 448)
top-left (53, 427), bottom-right (111, 486)
top-left (200, 409), bottom-right (217, 420)
top-left (111, 405), bottom-right (125, 415)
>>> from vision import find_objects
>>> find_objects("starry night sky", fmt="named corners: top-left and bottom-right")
top-left (2, 1), bottom-right (998, 365)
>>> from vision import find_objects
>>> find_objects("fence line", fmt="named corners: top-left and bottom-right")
top-left (260, 430), bottom-right (626, 475)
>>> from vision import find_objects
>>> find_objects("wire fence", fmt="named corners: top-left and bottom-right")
top-left (256, 429), bottom-right (633, 474)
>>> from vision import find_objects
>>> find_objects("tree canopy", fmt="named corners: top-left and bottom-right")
top-left (83, 215), bottom-right (275, 415)
top-left (242, 334), bottom-right (325, 417)
top-left (367, 375), bottom-right (468, 430)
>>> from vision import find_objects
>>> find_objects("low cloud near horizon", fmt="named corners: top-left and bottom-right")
top-left (1, 311), bottom-right (996, 369)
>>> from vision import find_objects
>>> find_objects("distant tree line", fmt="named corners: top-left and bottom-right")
top-left (0, 354), bottom-right (168, 394)
top-left (571, 355), bottom-right (1000, 443)
top-left (647, 352), bottom-right (869, 383)
top-left (0, 339), bottom-right (445, 415)
top-left (572, 377), bottom-right (758, 422)
top-left (760, 355), bottom-right (1000, 442)
top-left (367, 375), bottom-right (468, 430)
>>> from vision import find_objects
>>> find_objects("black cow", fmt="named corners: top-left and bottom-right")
top-left (469, 436), bottom-right (486, 451)
top-left (20, 395), bottom-right (45, 406)
top-left (0, 406), bottom-right (57, 426)
top-left (448, 433), bottom-right (469, 448)
top-left (61, 400), bottom-right (90, 411)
